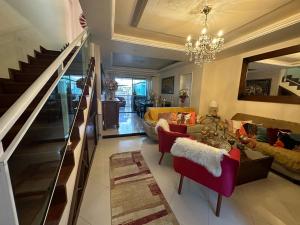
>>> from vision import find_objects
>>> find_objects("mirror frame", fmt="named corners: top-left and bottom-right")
top-left (238, 44), bottom-right (300, 104)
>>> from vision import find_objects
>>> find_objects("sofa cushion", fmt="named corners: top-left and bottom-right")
top-left (145, 107), bottom-right (195, 122)
top-left (253, 141), bottom-right (300, 172)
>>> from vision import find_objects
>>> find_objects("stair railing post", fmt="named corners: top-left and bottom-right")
top-left (0, 154), bottom-right (19, 225)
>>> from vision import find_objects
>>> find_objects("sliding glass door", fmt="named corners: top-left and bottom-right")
top-left (115, 77), bottom-right (147, 113)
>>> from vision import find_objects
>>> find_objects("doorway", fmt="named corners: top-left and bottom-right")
top-left (179, 73), bottom-right (193, 107)
top-left (102, 77), bottom-right (147, 137)
top-left (115, 77), bottom-right (148, 113)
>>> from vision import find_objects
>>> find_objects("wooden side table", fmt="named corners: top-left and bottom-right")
top-left (102, 99), bottom-right (120, 130)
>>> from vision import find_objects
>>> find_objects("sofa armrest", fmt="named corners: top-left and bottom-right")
top-left (228, 148), bottom-right (240, 163)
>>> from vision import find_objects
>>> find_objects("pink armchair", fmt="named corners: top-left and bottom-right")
top-left (157, 124), bottom-right (190, 165)
top-left (173, 148), bottom-right (240, 216)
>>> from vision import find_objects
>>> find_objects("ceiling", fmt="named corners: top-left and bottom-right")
top-left (112, 52), bottom-right (178, 70)
top-left (80, 0), bottom-right (300, 71)
top-left (115, 0), bottom-right (294, 44)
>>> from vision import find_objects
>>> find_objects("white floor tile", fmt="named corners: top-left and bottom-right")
top-left (77, 136), bottom-right (300, 225)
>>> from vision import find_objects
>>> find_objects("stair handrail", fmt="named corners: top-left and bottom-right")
top-left (0, 30), bottom-right (88, 149)
top-left (286, 76), bottom-right (300, 86)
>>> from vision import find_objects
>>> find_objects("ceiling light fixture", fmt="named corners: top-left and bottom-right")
top-left (185, 4), bottom-right (224, 65)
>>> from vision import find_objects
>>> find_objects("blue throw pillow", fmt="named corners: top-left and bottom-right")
top-left (278, 132), bottom-right (299, 150)
top-left (289, 133), bottom-right (300, 142)
top-left (256, 126), bottom-right (268, 143)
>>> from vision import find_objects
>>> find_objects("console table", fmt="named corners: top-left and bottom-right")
top-left (102, 99), bottom-right (119, 130)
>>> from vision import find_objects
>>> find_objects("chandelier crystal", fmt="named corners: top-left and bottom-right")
top-left (185, 5), bottom-right (224, 65)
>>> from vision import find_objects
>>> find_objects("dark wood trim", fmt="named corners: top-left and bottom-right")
top-left (237, 95), bottom-right (300, 104)
top-left (67, 73), bottom-right (98, 225)
top-left (102, 132), bottom-right (146, 139)
top-left (216, 194), bottom-right (222, 217)
top-left (130, 0), bottom-right (148, 27)
top-left (178, 175), bottom-right (184, 194)
top-left (158, 152), bottom-right (165, 165)
top-left (245, 45), bottom-right (300, 62)
top-left (238, 44), bottom-right (300, 105)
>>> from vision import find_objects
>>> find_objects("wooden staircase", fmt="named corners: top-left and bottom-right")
top-left (44, 59), bottom-right (96, 225)
top-left (0, 43), bottom-right (96, 225)
top-left (280, 75), bottom-right (300, 96)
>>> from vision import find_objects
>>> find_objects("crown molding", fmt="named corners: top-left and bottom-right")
top-left (224, 13), bottom-right (300, 50)
top-left (105, 66), bottom-right (159, 76)
top-left (112, 33), bottom-right (185, 52)
top-left (111, 0), bottom-right (300, 53)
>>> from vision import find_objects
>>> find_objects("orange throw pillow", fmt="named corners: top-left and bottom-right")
top-left (177, 112), bottom-right (196, 125)
top-left (274, 139), bottom-right (284, 148)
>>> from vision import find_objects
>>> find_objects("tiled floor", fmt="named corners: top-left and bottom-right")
top-left (77, 136), bottom-right (300, 225)
top-left (102, 113), bottom-right (144, 136)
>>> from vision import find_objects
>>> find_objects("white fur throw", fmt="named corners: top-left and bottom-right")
top-left (171, 138), bottom-right (229, 177)
top-left (155, 118), bottom-right (170, 133)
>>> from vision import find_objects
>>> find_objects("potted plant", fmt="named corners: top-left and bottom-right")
top-left (104, 79), bottom-right (118, 100)
top-left (179, 89), bottom-right (189, 103)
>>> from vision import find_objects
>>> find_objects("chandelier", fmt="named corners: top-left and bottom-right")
top-left (185, 5), bottom-right (224, 64)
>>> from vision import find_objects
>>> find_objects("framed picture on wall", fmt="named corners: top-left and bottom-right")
top-left (161, 76), bottom-right (174, 94)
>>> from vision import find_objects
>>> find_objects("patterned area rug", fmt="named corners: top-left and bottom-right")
top-left (110, 151), bottom-right (179, 225)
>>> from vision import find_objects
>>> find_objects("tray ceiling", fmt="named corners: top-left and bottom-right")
top-left (112, 52), bottom-right (178, 70)
top-left (115, 0), bottom-right (297, 44)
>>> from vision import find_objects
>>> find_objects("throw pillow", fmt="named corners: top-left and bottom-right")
top-left (278, 131), bottom-right (300, 150)
top-left (229, 120), bottom-right (252, 133)
top-left (176, 112), bottom-right (196, 125)
top-left (158, 112), bottom-right (177, 124)
top-left (267, 128), bottom-right (291, 145)
top-left (155, 118), bottom-right (170, 133)
top-left (274, 139), bottom-right (284, 148)
top-left (242, 123), bottom-right (258, 137)
top-left (256, 126), bottom-right (268, 142)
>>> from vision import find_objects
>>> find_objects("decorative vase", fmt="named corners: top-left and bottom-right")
top-left (107, 91), bottom-right (115, 100)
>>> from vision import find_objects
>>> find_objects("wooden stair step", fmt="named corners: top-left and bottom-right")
top-left (27, 55), bottom-right (56, 65)
top-left (35, 50), bottom-right (60, 58)
top-left (20, 64), bottom-right (49, 73)
top-left (70, 126), bottom-right (80, 142)
top-left (57, 148), bottom-right (75, 187)
top-left (79, 97), bottom-right (87, 110)
top-left (9, 69), bottom-right (42, 79)
top-left (40, 46), bottom-right (61, 55)
top-left (74, 109), bottom-right (84, 127)
top-left (16, 193), bottom-right (48, 225)
top-left (0, 80), bottom-right (52, 94)
top-left (83, 85), bottom-right (89, 96)
top-left (19, 61), bottom-right (54, 71)
top-left (68, 139), bottom-right (80, 151)
top-left (13, 71), bottom-right (58, 82)
top-left (34, 52), bottom-right (59, 61)
top-left (44, 185), bottom-right (67, 225)
top-left (57, 165), bottom-right (74, 187)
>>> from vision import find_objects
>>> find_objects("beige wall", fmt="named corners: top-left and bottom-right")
top-left (199, 37), bottom-right (300, 123)
top-left (0, 0), bottom-right (83, 78)
top-left (159, 63), bottom-right (203, 113)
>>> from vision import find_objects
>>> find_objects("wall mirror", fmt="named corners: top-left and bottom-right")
top-left (238, 45), bottom-right (300, 104)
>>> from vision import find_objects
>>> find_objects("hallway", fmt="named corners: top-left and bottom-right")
top-left (102, 113), bottom-right (145, 137)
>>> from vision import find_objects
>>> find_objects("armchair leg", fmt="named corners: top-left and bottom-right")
top-left (216, 194), bottom-right (222, 217)
top-left (178, 175), bottom-right (184, 194)
top-left (158, 152), bottom-right (165, 165)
